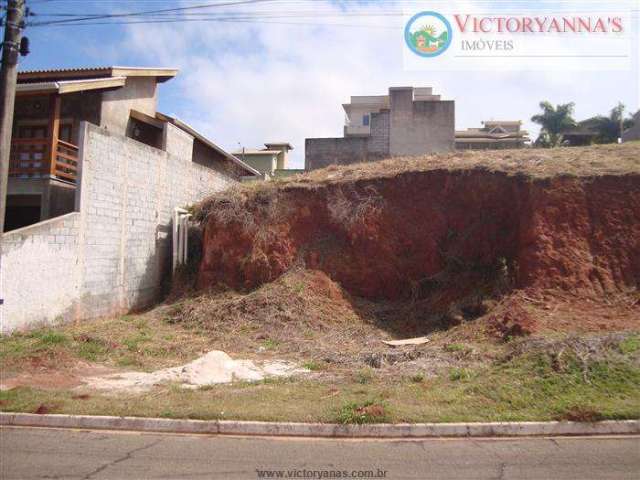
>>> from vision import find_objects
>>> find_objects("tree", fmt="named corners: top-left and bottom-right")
top-left (589, 103), bottom-right (635, 144)
top-left (531, 101), bottom-right (577, 147)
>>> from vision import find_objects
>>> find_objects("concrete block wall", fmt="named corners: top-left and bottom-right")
top-left (368, 110), bottom-right (390, 155)
top-left (1, 122), bottom-right (235, 333)
top-left (163, 122), bottom-right (194, 159)
top-left (1, 213), bottom-right (82, 333)
top-left (77, 123), bottom-right (234, 319)
top-left (304, 137), bottom-right (386, 171)
top-left (389, 87), bottom-right (455, 157)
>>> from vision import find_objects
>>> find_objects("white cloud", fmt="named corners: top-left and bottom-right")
top-left (119, 0), bottom-right (639, 168)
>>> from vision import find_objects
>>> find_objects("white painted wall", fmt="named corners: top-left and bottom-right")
top-left (1, 213), bottom-right (82, 333)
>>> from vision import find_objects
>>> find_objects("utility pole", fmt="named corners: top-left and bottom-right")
top-left (0, 0), bottom-right (26, 235)
top-left (619, 104), bottom-right (625, 144)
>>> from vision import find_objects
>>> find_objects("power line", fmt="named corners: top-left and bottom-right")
top-left (25, 0), bottom-right (640, 29)
top-left (28, 0), bottom-right (279, 26)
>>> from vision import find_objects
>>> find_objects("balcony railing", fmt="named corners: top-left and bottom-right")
top-left (9, 137), bottom-right (79, 183)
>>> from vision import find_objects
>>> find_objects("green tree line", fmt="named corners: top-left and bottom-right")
top-left (531, 101), bottom-right (637, 147)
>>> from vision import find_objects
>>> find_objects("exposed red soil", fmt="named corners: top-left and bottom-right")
top-left (196, 145), bottom-right (640, 334)
top-left (485, 290), bottom-right (639, 338)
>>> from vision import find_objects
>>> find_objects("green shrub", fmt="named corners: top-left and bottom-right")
top-left (28, 330), bottom-right (68, 346)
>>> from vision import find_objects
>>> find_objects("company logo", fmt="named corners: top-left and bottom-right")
top-left (405, 11), bottom-right (453, 57)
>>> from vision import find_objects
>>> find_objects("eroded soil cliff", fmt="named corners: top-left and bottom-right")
top-left (195, 143), bottom-right (640, 333)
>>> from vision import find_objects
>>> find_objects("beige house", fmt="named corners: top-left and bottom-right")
top-left (455, 121), bottom-right (530, 150)
top-left (6, 66), bottom-right (257, 232)
top-left (233, 142), bottom-right (304, 180)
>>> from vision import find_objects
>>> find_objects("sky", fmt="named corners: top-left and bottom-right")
top-left (17, 0), bottom-right (640, 168)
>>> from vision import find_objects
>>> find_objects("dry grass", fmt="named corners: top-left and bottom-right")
top-left (196, 142), bottom-right (640, 221)
top-left (298, 142), bottom-right (640, 184)
top-left (163, 269), bottom-right (389, 366)
top-left (326, 185), bottom-right (385, 228)
top-left (195, 142), bottom-right (640, 226)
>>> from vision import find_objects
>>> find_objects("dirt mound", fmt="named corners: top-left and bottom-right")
top-left (165, 270), bottom-right (384, 360)
top-left (194, 144), bottom-right (639, 333)
top-left (170, 269), bottom-right (359, 330)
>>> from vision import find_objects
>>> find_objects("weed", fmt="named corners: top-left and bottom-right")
top-left (302, 361), bottom-right (326, 371)
top-left (134, 318), bottom-right (148, 330)
top-left (0, 337), bottom-right (27, 360)
top-left (28, 330), bottom-right (68, 347)
top-left (293, 281), bottom-right (305, 294)
top-left (116, 355), bottom-right (140, 368)
top-left (355, 368), bottom-right (374, 384)
top-left (76, 340), bottom-right (109, 362)
top-left (557, 406), bottom-right (604, 422)
top-left (444, 343), bottom-right (471, 354)
top-left (261, 339), bottom-right (280, 350)
top-left (409, 373), bottom-right (425, 383)
top-left (122, 332), bottom-right (150, 352)
top-left (619, 335), bottom-right (640, 355)
top-left (449, 368), bottom-right (470, 381)
top-left (337, 400), bottom-right (388, 424)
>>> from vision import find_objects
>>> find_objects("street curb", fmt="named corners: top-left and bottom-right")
top-left (1, 413), bottom-right (639, 438)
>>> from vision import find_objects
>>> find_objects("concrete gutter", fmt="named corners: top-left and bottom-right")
top-left (1, 413), bottom-right (638, 438)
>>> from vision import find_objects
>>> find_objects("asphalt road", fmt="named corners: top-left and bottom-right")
top-left (1, 427), bottom-right (639, 480)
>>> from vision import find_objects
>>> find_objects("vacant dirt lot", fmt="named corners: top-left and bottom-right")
top-left (1, 143), bottom-right (639, 423)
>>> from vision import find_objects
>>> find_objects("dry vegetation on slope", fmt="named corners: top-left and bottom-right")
top-left (192, 144), bottom-right (639, 338)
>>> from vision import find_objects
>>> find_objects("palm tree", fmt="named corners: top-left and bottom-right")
top-left (531, 101), bottom-right (577, 147)
top-left (589, 103), bottom-right (635, 144)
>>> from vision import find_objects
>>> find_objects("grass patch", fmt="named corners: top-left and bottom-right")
top-left (75, 338), bottom-right (109, 362)
top-left (1, 316), bottom-right (638, 424)
top-left (449, 368), bottom-right (471, 381)
top-left (302, 360), bottom-right (326, 371)
top-left (0, 312), bottom-right (215, 373)
top-left (28, 329), bottom-right (69, 346)
top-left (337, 400), bottom-right (389, 424)
top-left (1, 346), bottom-right (638, 422)
top-left (443, 343), bottom-right (472, 355)
top-left (619, 335), bottom-right (640, 355)
top-left (261, 339), bottom-right (280, 350)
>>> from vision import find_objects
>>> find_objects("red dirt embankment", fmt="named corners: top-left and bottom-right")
top-left (195, 144), bottom-right (640, 331)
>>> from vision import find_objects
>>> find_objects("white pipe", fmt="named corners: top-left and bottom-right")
top-left (173, 208), bottom-right (189, 273)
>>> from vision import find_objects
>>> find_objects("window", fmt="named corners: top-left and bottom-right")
top-left (4, 195), bottom-right (41, 232)
top-left (127, 116), bottom-right (163, 150)
top-left (362, 114), bottom-right (370, 126)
